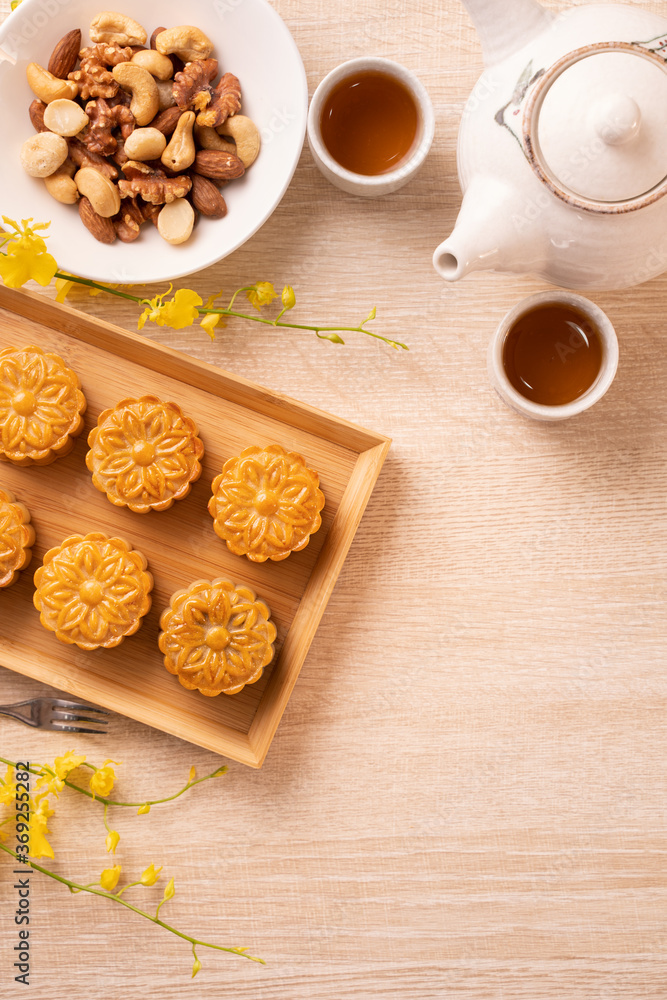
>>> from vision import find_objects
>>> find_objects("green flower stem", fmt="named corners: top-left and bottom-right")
top-left (199, 308), bottom-right (408, 350)
top-left (0, 757), bottom-right (227, 809)
top-left (115, 879), bottom-right (142, 898)
top-left (54, 271), bottom-right (143, 303)
top-left (49, 271), bottom-right (408, 350)
top-left (0, 842), bottom-right (263, 964)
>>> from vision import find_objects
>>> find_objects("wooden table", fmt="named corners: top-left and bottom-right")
top-left (2, 0), bottom-right (667, 996)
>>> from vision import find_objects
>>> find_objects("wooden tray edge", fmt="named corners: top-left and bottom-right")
top-left (248, 438), bottom-right (392, 766)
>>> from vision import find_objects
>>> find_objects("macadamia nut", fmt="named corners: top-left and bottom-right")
top-left (157, 198), bottom-right (195, 244)
top-left (43, 99), bottom-right (89, 137)
top-left (20, 132), bottom-right (69, 178)
top-left (124, 127), bottom-right (167, 161)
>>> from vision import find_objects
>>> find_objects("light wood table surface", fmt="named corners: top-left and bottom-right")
top-left (2, 0), bottom-right (667, 996)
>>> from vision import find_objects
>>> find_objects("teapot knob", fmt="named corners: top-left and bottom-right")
top-left (592, 94), bottom-right (641, 146)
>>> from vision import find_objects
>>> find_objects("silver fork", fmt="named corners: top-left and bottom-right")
top-left (0, 698), bottom-right (109, 733)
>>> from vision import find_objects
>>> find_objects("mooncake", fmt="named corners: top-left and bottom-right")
top-left (0, 488), bottom-right (35, 588)
top-left (86, 395), bottom-right (204, 513)
top-left (208, 444), bottom-right (325, 562)
top-left (33, 531), bottom-right (153, 650)
top-left (159, 578), bottom-right (277, 696)
top-left (0, 345), bottom-right (86, 465)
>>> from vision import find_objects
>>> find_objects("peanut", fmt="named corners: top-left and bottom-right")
top-left (75, 167), bottom-right (121, 218)
top-left (157, 198), bottom-right (195, 244)
top-left (26, 63), bottom-right (78, 104)
top-left (20, 132), bottom-right (69, 178)
top-left (155, 26), bottom-right (214, 63)
top-left (90, 12), bottom-right (147, 47)
top-left (44, 159), bottom-right (79, 205)
top-left (131, 49), bottom-right (174, 81)
top-left (112, 63), bottom-right (159, 126)
top-left (124, 127), bottom-right (167, 161)
top-left (43, 99), bottom-right (89, 138)
top-left (161, 111), bottom-right (196, 172)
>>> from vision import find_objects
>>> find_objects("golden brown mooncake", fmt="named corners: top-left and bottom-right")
top-left (0, 489), bottom-right (35, 588)
top-left (159, 578), bottom-right (277, 697)
top-left (0, 345), bottom-right (86, 466)
top-left (33, 531), bottom-right (153, 650)
top-left (208, 444), bottom-right (325, 562)
top-left (86, 395), bottom-right (204, 513)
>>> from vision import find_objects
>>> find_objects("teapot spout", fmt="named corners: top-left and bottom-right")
top-left (461, 0), bottom-right (554, 66)
top-left (433, 176), bottom-right (547, 282)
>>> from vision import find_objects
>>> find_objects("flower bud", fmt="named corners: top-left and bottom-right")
top-left (281, 285), bottom-right (296, 310)
top-left (100, 865), bottom-right (121, 891)
top-left (105, 829), bottom-right (120, 854)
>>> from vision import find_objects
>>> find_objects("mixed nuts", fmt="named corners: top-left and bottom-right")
top-left (20, 12), bottom-right (261, 246)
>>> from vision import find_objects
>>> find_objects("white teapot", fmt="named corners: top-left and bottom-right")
top-left (434, 0), bottom-right (667, 288)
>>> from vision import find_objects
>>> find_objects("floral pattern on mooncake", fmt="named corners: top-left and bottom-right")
top-left (159, 578), bottom-right (277, 696)
top-left (86, 396), bottom-right (204, 513)
top-left (0, 345), bottom-right (86, 466)
top-left (33, 531), bottom-right (153, 650)
top-left (208, 444), bottom-right (325, 562)
top-left (0, 488), bottom-right (35, 588)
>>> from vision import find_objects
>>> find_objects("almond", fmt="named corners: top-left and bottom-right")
top-left (192, 149), bottom-right (245, 181)
top-left (29, 99), bottom-right (48, 133)
top-left (48, 29), bottom-right (82, 80)
top-left (79, 197), bottom-right (116, 244)
top-left (148, 106), bottom-right (182, 136)
top-left (190, 172), bottom-right (227, 218)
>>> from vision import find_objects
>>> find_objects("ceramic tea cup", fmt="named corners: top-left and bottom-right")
top-left (307, 56), bottom-right (434, 197)
top-left (488, 291), bottom-right (619, 421)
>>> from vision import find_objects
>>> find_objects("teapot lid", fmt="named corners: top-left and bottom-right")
top-left (525, 43), bottom-right (667, 212)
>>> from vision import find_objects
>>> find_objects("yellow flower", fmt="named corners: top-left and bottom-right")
top-left (138, 286), bottom-right (203, 331)
top-left (0, 764), bottom-right (16, 806)
top-left (188, 765), bottom-right (196, 783)
top-left (89, 759), bottom-right (120, 799)
top-left (54, 750), bottom-right (86, 779)
top-left (105, 829), bottom-right (120, 854)
top-left (34, 771), bottom-right (64, 797)
top-left (54, 276), bottom-right (75, 302)
top-left (28, 800), bottom-right (54, 859)
top-left (281, 285), bottom-right (296, 310)
top-left (0, 217), bottom-right (58, 289)
top-left (200, 291), bottom-right (226, 340)
top-left (137, 803), bottom-right (150, 815)
top-left (192, 955), bottom-right (202, 978)
top-left (100, 864), bottom-right (121, 891)
top-left (245, 281), bottom-right (276, 311)
top-left (140, 863), bottom-right (163, 886)
top-left (163, 877), bottom-right (175, 900)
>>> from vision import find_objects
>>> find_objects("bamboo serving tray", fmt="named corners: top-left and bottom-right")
top-left (0, 286), bottom-right (390, 767)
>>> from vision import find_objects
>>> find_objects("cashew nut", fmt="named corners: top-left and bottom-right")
top-left (43, 99), bottom-right (89, 137)
top-left (155, 26), bottom-right (214, 63)
top-left (155, 79), bottom-right (176, 112)
top-left (20, 132), bottom-right (68, 178)
top-left (131, 49), bottom-right (174, 82)
top-left (194, 123), bottom-right (236, 154)
top-left (218, 115), bottom-right (260, 168)
top-left (157, 198), bottom-right (195, 245)
top-left (26, 63), bottom-right (79, 104)
top-left (124, 127), bottom-right (167, 161)
top-left (74, 167), bottom-right (121, 218)
top-left (44, 159), bottom-right (79, 204)
top-left (161, 111), bottom-right (196, 172)
top-left (90, 11), bottom-right (147, 47)
top-left (112, 63), bottom-right (159, 127)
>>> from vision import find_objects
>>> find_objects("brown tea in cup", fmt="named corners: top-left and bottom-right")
top-left (319, 70), bottom-right (418, 176)
top-left (502, 303), bottom-right (603, 406)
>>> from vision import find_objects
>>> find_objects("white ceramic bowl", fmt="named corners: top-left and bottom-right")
top-left (307, 56), bottom-right (434, 198)
top-left (488, 291), bottom-right (619, 421)
top-left (0, 0), bottom-right (307, 283)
